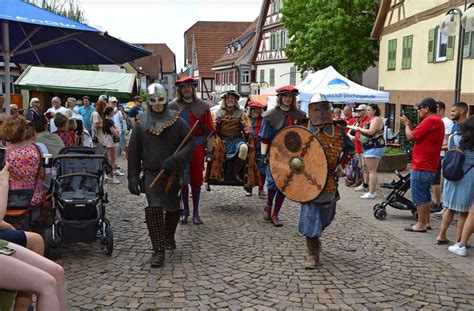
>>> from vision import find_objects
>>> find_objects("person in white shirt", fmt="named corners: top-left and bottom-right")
top-left (46, 97), bottom-right (67, 133)
top-left (107, 96), bottom-right (124, 176)
top-left (432, 101), bottom-right (454, 214)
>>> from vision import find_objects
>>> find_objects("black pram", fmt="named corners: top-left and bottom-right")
top-left (44, 146), bottom-right (113, 257)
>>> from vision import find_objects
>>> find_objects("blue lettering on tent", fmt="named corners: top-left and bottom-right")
top-left (327, 78), bottom-right (350, 90)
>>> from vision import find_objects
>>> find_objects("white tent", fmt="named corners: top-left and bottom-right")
top-left (297, 66), bottom-right (389, 113)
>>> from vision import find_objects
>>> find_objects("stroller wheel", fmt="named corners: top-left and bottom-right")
top-left (44, 228), bottom-right (54, 259)
top-left (104, 226), bottom-right (113, 256)
top-left (373, 203), bottom-right (383, 211)
top-left (411, 209), bottom-right (419, 221)
top-left (374, 208), bottom-right (387, 220)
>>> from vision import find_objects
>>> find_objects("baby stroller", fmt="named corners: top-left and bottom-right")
top-left (373, 170), bottom-right (417, 220)
top-left (44, 146), bottom-right (113, 257)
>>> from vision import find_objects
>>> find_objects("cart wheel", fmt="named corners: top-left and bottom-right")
top-left (411, 209), bottom-right (418, 221)
top-left (374, 208), bottom-right (386, 220)
top-left (104, 227), bottom-right (113, 256)
top-left (44, 228), bottom-right (53, 259)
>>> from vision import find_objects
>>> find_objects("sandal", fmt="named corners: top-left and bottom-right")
top-left (436, 239), bottom-right (450, 245)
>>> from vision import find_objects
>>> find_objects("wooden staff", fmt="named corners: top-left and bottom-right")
top-left (149, 120), bottom-right (201, 189)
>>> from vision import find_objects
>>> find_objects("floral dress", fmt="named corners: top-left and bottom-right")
top-left (6, 144), bottom-right (45, 207)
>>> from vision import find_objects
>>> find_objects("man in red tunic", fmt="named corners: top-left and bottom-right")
top-left (169, 77), bottom-right (216, 225)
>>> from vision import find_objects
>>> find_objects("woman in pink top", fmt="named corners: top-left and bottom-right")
top-left (1, 116), bottom-right (45, 208)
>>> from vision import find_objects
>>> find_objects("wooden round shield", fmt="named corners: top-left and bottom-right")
top-left (269, 126), bottom-right (328, 203)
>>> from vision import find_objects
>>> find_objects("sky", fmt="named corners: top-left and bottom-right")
top-left (80, 0), bottom-right (263, 71)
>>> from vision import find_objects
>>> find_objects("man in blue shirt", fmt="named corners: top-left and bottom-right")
top-left (451, 102), bottom-right (468, 134)
top-left (129, 95), bottom-right (143, 128)
top-left (79, 96), bottom-right (94, 133)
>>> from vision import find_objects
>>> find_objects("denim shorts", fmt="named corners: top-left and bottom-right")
top-left (411, 170), bottom-right (435, 206)
top-left (363, 147), bottom-right (385, 159)
top-left (0, 229), bottom-right (27, 247)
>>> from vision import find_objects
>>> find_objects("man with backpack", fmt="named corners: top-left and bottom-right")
top-left (400, 97), bottom-right (444, 233)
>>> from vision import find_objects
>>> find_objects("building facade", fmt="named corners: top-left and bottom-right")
top-left (212, 20), bottom-right (258, 99)
top-left (372, 0), bottom-right (474, 130)
top-left (184, 21), bottom-right (253, 100)
top-left (250, 0), bottom-right (302, 97)
top-left (133, 44), bottom-right (177, 101)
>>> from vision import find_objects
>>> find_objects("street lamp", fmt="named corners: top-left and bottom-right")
top-left (439, 3), bottom-right (474, 104)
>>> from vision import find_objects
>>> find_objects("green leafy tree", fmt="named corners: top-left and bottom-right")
top-left (27, 0), bottom-right (98, 71)
top-left (281, 0), bottom-right (378, 77)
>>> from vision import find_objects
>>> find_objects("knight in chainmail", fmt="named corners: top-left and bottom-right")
top-left (259, 86), bottom-right (306, 227)
top-left (128, 83), bottom-right (195, 267)
top-left (299, 94), bottom-right (354, 269)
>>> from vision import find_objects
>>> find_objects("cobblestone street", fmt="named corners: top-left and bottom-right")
top-left (56, 163), bottom-right (474, 310)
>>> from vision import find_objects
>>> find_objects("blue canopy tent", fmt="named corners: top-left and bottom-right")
top-left (0, 0), bottom-right (151, 111)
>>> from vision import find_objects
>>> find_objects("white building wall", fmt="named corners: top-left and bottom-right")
top-left (255, 62), bottom-right (302, 95)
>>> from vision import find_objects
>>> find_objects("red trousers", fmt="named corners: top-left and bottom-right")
top-left (189, 144), bottom-right (205, 188)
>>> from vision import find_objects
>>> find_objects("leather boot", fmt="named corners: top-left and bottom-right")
top-left (304, 237), bottom-right (321, 269)
top-left (233, 158), bottom-right (245, 182)
top-left (165, 210), bottom-right (182, 250)
top-left (150, 251), bottom-right (165, 268)
top-left (145, 207), bottom-right (166, 267)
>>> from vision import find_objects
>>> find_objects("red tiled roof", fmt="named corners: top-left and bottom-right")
top-left (213, 19), bottom-right (258, 67)
top-left (184, 21), bottom-right (252, 77)
top-left (132, 43), bottom-right (176, 79)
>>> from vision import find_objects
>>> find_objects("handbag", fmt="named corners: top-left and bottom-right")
top-left (7, 144), bottom-right (42, 210)
top-left (358, 133), bottom-right (371, 144)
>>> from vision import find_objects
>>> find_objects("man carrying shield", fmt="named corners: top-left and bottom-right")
top-left (169, 76), bottom-right (216, 225)
top-left (299, 94), bottom-right (353, 269)
top-left (259, 86), bottom-right (306, 226)
top-left (128, 83), bottom-right (195, 267)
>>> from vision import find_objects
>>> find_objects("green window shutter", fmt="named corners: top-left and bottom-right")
top-left (271, 33), bottom-right (275, 50)
top-left (387, 39), bottom-right (397, 70)
top-left (260, 69), bottom-right (265, 83)
top-left (471, 31), bottom-right (474, 57)
top-left (463, 31), bottom-right (472, 58)
top-left (407, 35), bottom-right (413, 68)
top-left (276, 30), bottom-right (281, 49)
top-left (428, 28), bottom-right (435, 63)
top-left (270, 69), bottom-right (275, 86)
top-left (402, 35), bottom-right (413, 69)
top-left (289, 66), bottom-right (296, 86)
top-left (446, 35), bottom-right (455, 60)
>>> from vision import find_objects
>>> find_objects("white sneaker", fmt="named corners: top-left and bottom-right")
top-left (360, 192), bottom-right (377, 199)
top-left (115, 170), bottom-right (125, 177)
top-left (448, 243), bottom-right (467, 257)
top-left (109, 177), bottom-right (121, 184)
top-left (354, 184), bottom-right (368, 192)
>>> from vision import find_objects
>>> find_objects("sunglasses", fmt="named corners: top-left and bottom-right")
top-left (417, 106), bottom-right (427, 110)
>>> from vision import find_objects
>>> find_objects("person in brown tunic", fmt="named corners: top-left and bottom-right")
top-left (299, 93), bottom-right (354, 269)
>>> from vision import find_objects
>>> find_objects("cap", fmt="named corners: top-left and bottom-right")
top-left (276, 86), bottom-right (299, 96)
top-left (98, 95), bottom-right (108, 101)
top-left (175, 76), bottom-right (198, 87)
top-left (248, 101), bottom-right (265, 109)
top-left (30, 97), bottom-right (39, 105)
top-left (417, 97), bottom-right (437, 111)
top-left (355, 104), bottom-right (368, 111)
top-left (109, 96), bottom-right (118, 103)
top-left (309, 93), bottom-right (328, 104)
top-left (220, 90), bottom-right (240, 100)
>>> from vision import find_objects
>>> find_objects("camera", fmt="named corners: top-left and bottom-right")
top-left (113, 136), bottom-right (120, 143)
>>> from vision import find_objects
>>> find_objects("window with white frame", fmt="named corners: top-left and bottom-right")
top-left (436, 30), bottom-right (448, 62)
top-left (241, 70), bottom-right (250, 84)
